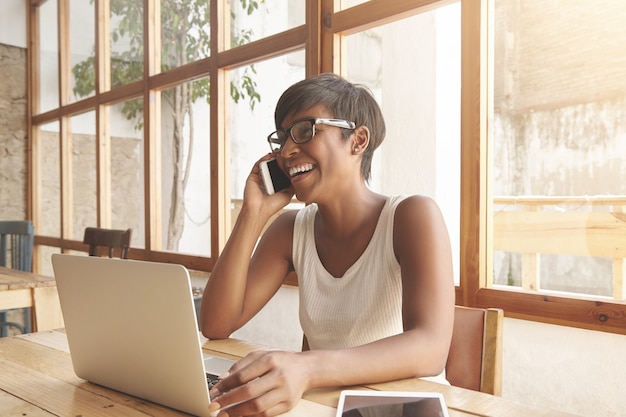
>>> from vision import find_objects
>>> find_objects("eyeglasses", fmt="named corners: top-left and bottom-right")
top-left (267, 118), bottom-right (356, 153)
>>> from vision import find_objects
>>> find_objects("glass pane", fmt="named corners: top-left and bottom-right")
top-left (228, 51), bottom-right (307, 229)
top-left (70, 0), bottom-right (95, 103)
top-left (341, 0), bottom-right (370, 9)
top-left (160, 79), bottom-right (211, 255)
top-left (38, 0), bottom-right (59, 114)
top-left (71, 111), bottom-right (97, 241)
top-left (228, 1), bottom-right (304, 48)
top-left (110, 99), bottom-right (145, 249)
top-left (38, 246), bottom-right (62, 277)
top-left (161, 0), bottom-right (210, 70)
top-left (344, 3), bottom-right (461, 284)
top-left (491, 0), bottom-right (626, 300)
top-left (110, 0), bottom-right (144, 88)
top-left (40, 121), bottom-right (61, 237)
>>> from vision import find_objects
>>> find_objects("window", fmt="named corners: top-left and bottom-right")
top-left (28, 0), bottom-right (308, 273)
top-left (464, 0), bottom-right (626, 334)
top-left (342, 3), bottom-right (461, 285)
top-left (27, 0), bottom-right (623, 333)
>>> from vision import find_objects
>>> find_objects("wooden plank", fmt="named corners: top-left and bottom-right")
top-left (494, 211), bottom-right (626, 257)
top-left (0, 267), bottom-right (56, 289)
top-left (0, 288), bottom-right (32, 309)
top-left (0, 336), bottom-right (80, 382)
top-left (521, 253), bottom-right (539, 291)
top-left (0, 389), bottom-right (55, 417)
top-left (2, 334), bottom-right (335, 417)
top-left (202, 338), bottom-right (268, 359)
top-left (19, 329), bottom-right (70, 352)
top-left (459, 0), bottom-right (490, 306)
top-left (333, 0), bottom-right (454, 35)
top-left (0, 337), bottom-right (190, 416)
top-left (0, 358), bottom-right (188, 417)
top-left (273, 398), bottom-right (335, 417)
top-left (32, 286), bottom-right (65, 331)
top-left (364, 378), bottom-right (577, 417)
top-left (481, 308), bottom-right (503, 396)
top-left (476, 287), bottom-right (626, 334)
top-left (495, 196), bottom-right (626, 206)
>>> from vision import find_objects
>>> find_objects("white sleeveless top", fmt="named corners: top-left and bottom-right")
top-left (294, 196), bottom-right (406, 350)
top-left (293, 195), bottom-right (448, 384)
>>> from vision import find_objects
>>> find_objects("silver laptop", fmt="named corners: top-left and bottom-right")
top-left (51, 253), bottom-right (235, 417)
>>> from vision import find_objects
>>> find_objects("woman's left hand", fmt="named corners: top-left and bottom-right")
top-left (208, 350), bottom-right (313, 417)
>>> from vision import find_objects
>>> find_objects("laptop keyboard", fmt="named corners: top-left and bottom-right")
top-left (206, 372), bottom-right (220, 389)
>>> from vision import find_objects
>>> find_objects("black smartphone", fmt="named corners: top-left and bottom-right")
top-left (259, 158), bottom-right (291, 195)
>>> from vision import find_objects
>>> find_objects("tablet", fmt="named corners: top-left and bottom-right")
top-left (335, 390), bottom-right (450, 417)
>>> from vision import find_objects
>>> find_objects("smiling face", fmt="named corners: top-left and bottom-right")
top-left (273, 73), bottom-right (386, 183)
top-left (276, 105), bottom-right (358, 203)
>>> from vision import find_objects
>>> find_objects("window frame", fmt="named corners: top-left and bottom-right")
top-left (460, 0), bottom-right (626, 335)
top-left (27, 0), bottom-right (318, 272)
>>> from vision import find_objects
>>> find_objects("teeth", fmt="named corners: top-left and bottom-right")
top-left (289, 163), bottom-right (314, 177)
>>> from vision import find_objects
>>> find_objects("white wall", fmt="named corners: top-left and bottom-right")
top-left (231, 286), bottom-right (303, 353)
top-left (0, 0), bottom-right (26, 48)
top-left (504, 318), bottom-right (626, 417)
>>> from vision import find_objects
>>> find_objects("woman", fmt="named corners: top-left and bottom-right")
top-left (200, 73), bottom-right (454, 417)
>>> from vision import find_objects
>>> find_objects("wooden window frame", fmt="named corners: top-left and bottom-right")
top-left (27, 0), bottom-right (319, 272)
top-left (460, 0), bottom-right (626, 335)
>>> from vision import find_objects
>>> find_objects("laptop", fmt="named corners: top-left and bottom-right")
top-left (51, 253), bottom-right (235, 417)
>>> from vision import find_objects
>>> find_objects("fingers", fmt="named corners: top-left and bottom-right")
top-left (211, 352), bottom-right (275, 400)
top-left (208, 351), bottom-right (304, 417)
top-left (210, 382), bottom-right (295, 417)
top-left (208, 374), bottom-right (274, 415)
top-left (251, 153), bottom-right (276, 174)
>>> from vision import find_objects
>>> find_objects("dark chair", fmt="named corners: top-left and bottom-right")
top-left (0, 220), bottom-right (35, 336)
top-left (445, 306), bottom-right (504, 395)
top-left (83, 227), bottom-right (132, 259)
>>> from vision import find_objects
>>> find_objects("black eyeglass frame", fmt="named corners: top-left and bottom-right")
top-left (267, 118), bottom-right (356, 153)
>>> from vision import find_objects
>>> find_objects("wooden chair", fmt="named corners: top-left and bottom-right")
top-left (301, 305), bottom-right (504, 396)
top-left (0, 220), bottom-right (35, 336)
top-left (83, 227), bottom-right (132, 259)
top-left (445, 306), bottom-right (504, 396)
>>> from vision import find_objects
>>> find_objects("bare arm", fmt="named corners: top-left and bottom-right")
top-left (200, 156), bottom-right (295, 339)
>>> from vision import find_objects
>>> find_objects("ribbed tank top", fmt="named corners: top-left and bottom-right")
top-left (294, 196), bottom-right (406, 350)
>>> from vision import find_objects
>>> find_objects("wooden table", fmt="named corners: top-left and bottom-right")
top-left (0, 329), bottom-right (580, 417)
top-left (0, 266), bottom-right (64, 332)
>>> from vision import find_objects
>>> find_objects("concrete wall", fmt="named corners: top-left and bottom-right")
top-left (0, 43), bottom-right (27, 220)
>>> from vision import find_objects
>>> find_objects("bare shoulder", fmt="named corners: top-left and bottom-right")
top-left (262, 210), bottom-right (298, 250)
top-left (395, 195), bottom-right (444, 224)
top-left (393, 195), bottom-right (450, 259)
top-left (264, 209), bottom-right (299, 234)
top-left (251, 209), bottom-right (301, 277)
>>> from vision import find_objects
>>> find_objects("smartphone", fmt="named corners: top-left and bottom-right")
top-left (259, 158), bottom-right (291, 195)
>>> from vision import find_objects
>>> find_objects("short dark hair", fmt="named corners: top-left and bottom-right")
top-left (274, 73), bottom-right (386, 181)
